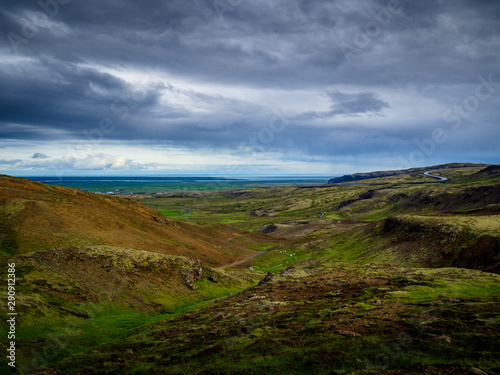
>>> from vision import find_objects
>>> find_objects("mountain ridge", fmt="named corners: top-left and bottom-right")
top-left (328, 162), bottom-right (490, 184)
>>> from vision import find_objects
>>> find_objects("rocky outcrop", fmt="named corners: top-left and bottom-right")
top-left (182, 265), bottom-right (220, 290)
top-left (257, 224), bottom-right (278, 234)
top-left (338, 189), bottom-right (376, 209)
top-left (379, 216), bottom-right (499, 273)
top-left (453, 235), bottom-right (499, 271)
top-left (208, 274), bottom-right (218, 283)
top-left (258, 272), bottom-right (274, 285)
top-left (183, 267), bottom-right (206, 290)
top-left (389, 184), bottom-right (500, 213)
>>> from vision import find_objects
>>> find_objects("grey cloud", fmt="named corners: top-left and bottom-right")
top-left (0, 57), bottom-right (163, 140)
top-left (0, 0), bottom-right (499, 169)
top-left (0, 159), bottom-right (23, 166)
top-left (296, 91), bottom-right (389, 120)
top-left (1, 1), bottom-right (499, 88)
top-left (32, 153), bottom-right (49, 159)
top-left (327, 91), bottom-right (389, 115)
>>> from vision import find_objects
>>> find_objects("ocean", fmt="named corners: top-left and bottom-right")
top-left (25, 176), bottom-right (333, 194)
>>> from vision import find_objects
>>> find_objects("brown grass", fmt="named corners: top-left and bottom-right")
top-left (0, 175), bottom-right (273, 266)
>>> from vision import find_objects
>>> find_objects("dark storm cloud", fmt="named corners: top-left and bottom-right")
top-left (0, 0), bottom-right (499, 167)
top-left (32, 153), bottom-right (49, 159)
top-left (0, 57), bottom-right (167, 140)
top-left (297, 91), bottom-right (390, 120)
top-left (327, 92), bottom-right (389, 115)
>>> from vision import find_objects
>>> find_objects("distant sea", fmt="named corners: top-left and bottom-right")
top-left (25, 176), bottom-right (333, 194)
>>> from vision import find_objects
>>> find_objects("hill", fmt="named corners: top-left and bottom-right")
top-left (327, 163), bottom-right (488, 184)
top-left (0, 175), bottom-right (276, 373)
top-left (36, 262), bottom-right (500, 375)
top-left (1, 167), bottom-right (499, 374)
top-left (140, 166), bottom-right (500, 273)
top-left (0, 174), bottom-right (272, 266)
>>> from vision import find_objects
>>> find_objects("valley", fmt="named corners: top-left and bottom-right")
top-left (0, 163), bottom-right (499, 374)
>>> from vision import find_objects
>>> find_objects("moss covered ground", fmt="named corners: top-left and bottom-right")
top-left (45, 264), bottom-right (500, 374)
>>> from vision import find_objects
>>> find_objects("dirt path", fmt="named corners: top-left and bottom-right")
top-left (219, 251), bottom-right (268, 269)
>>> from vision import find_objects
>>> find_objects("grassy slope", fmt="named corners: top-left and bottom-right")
top-left (48, 262), bottom-right (500, 374)
top-left (0, 175), bottom-right (276, 373)
top-left (327, 162), bottom-right (489, 183)
top-left (0, 174), bottom-right (274, 266)
top-left (0, 246), bottom-right (262, 374)
top-left (142, 167), bottom-right (500, 273)
top-left (2, 166), bottom-right (499, 374)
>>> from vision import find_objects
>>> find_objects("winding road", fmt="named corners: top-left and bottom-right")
top-left (423, 171), bottom-right (449, 182)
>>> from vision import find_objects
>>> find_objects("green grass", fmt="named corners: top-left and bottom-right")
top-left (249, 243), bottom-right (280, 251)
top-left (391, 269), bottom-right (500, 304)
top-left (158, 209), bottom-right (183, 216)
top-left (47, 262), bottom-right (500, 375)
top-left (245, 248), bottom-right (309, 273)
top-left (0, 280), bottom-right (255, 374)
top-left (0, 245), bottom-right (266, 373)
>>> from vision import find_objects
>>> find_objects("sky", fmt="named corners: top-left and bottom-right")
top-left (0, 0), bottom-right (499, 177)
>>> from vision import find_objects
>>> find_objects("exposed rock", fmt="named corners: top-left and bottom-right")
top-left (258, 272), bottom-right (274, 285)
top-left (338, 199), bottom-right (357, 209)
top-left (194, 267), bottom-right (206, 279)
top-left (382, 216), bottom-right (403, 233)
top-left (250, 209), bottom-right (268, 217)
top-left (358, 189), bottom-right (376, 200)
top-left (338, 190), bottom-right (378, 209)
top-left (250, 294), bottom-right (267, 300)
top-left (337, 330), bottom-right (361, 337)
top-left (278, 265), bottom-right (296, 276)
top-left (453, 235), bottom-right (499, 269)
top-left (183, 266), bottom-right (208, 290)
top-left (213, 312), bottom-right (225, 321)
top-left (390, 184), bottom-right (500, 213)
top-left (208, 274), bottom-right (218, 283)
top-left (382, 216), bottom-right (427, 235)
top-left (257, 223), bottom-right (278, 234)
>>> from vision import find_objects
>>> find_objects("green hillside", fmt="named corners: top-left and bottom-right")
top-left (1, 164), bottom-right (499, 374)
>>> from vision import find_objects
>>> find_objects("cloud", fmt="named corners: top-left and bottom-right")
top-left (0, 154), bottom-right (145, 171)
top-left (32, 153), bottom-right (49, 159)
top-left (0, 159), bottom-right (23, 166)
top-left (327, 91), bottom-right (390, 115)
top-left (0, 0), bottom-right (499, 173)
top-left (296, 91), bottom-right (390, 120)
top-left (70, 154), bottom-right (144, 170)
